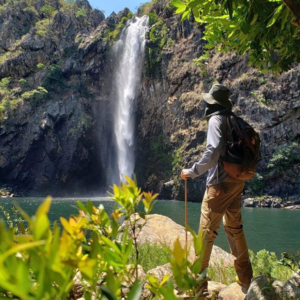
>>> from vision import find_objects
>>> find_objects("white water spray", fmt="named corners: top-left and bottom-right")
top-left (113, 16), bottom-right (149, 182)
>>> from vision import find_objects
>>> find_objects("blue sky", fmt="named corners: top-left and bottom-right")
top-left (88, 0), bottom-right (149, 17)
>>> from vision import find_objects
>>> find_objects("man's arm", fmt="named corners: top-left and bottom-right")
top-left (181, 116), bottom-right (224, 180)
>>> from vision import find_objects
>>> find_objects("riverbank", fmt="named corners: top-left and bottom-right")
top-left (0, 188), bottom-right (14, 198)
top-left (243, 196), bottom-right (300, 209)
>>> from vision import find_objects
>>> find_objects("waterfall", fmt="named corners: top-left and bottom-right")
top-left (112, 16), bottom-right (149, 182)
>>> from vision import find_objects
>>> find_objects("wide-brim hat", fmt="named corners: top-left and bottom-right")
top-left (202, 84), bottom-right (233, 109)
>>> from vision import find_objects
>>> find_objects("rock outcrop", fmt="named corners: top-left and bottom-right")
top-left (118, 213), bottom-right (300, 300)
top-left (119, 213), bottom-right (235, 267)
top-left (0, 0), bottom-right (127, 195)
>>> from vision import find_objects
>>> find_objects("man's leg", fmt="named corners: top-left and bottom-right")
top-left (199, 184), bottom-right (228, 276)
top-left (223, 180), bottom-right (253, 287)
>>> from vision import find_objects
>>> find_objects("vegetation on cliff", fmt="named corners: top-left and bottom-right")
top-left (0, 0), bottom-right (107, 122)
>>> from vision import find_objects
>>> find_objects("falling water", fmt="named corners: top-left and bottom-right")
top-left (113, 16), bottom-right (149, 182)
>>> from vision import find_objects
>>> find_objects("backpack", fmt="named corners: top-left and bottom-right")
top-left (219, 114), bottom-right (261, 180)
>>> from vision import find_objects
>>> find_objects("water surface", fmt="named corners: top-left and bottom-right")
top-left (0, 197), bottom-right (299, 256)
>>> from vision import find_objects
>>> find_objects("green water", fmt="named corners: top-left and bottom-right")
top-left (0, 197), bottom-right (299, 256)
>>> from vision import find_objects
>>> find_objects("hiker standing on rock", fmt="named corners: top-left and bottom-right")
top-left (181, 84), bottom-right (253, 292)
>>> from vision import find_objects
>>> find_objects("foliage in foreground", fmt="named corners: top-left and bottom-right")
top-left (170, 0), bottom-right (300, 73)
top-left (0, 176), bottom-right (158, 299)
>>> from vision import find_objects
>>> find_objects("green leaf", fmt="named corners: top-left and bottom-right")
top-left (127, 280), bottom-right (142, 300)
top-left (99, 286), bottom-right (118, 300)
top-left (192, 7), bottom-right (200, 18)
top-left (187, 0), bottom-right (203, 9)
top-left (36, 196), bottom-right (52, 217)
top-left (176, 6), bottom-right (187, 14)
top-left (240, 21), bottom-right (250, 34)
top-left (77, 201), bottom-right (87, 213)
top-left (280, 7), bottom-right (290, 30)
top-left (86, 200), bottom-right (94, 215)
top-left (78, 259), bottom-right (97, 279)
top-left (170, 0), bottom-right (186, 9)
top-left (266, 4), bottom-right (284, 28)
top-left (16, 262), bottom-right (31, 295)
top-left (101, 236), bottom-right (122, 255)
top-left (0, 240), bottom-right (46, 264)
top-left (60, 217), bottom-right (73, 234)
top-left (172, 238), bottom-right (184, 264)
top-left (33, 214), bottom-right (50, 240)
top-left (191, 257), bottom-right (202, 275)
top-left (181, 10), bottom-right (190, 21)
top-left (250, 14), bottom-right (258, 25)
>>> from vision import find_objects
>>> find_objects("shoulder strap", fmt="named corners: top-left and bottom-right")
top-left (229, 115), bottom-right (243, 140)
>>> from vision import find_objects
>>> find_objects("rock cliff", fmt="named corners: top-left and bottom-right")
top-left (0, 0), bottom-right (299, 199)
top-left (136, 1), bottom-right (300, 200)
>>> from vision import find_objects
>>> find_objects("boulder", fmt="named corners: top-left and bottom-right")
top-left (281, 269), bottom-right (300, 299)
top-left (20, 34), bottom-right (45, 51)
top-left (243, 198), bottom-right (257, 207)
top-left (219, 282), bottom-right (247, 300)
top-left (208, 281), bottom-right (227, 298)
top-left (246, 275), bottom-right (282, 300)
top-left (119, 214), bottom-right (235, 267)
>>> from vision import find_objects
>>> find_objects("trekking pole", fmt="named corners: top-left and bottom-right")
top-left (184, 178), bottom-right (188, 260)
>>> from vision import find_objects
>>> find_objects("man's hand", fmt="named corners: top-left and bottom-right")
top-left (181, 169), bottom-right (191, 180)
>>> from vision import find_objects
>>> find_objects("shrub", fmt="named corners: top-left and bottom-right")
top-left (40, 4), bottom-right (56, 24)
top-left (0, 77), bottom-right (22, 120)
top-left (75, 7), bottom-right (87, 18)
top-left (107, 16), bottom-right (129, 41)
top-left (0, 177), bottom-right (158, 299)
top-left (145, 19), bottom-right (170, 78)
top-left (249, 249), bottom-right (293, 281)
top-left (247, 172), bottom-right (265, 195)
top-left (43, 64), bottom-right (65, 91)
top-left (268, 142), bottom-right (300, 174)
top-left (21, 87), bottom-right (48, 106)
top-left (172, 146), bottom-right (183, 173)
top-left (280, 251), bottom-right (300, 272)
top-left (148, 12), bottom-right (158, 26)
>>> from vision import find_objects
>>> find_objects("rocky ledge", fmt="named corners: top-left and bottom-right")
top-left (243, 196), bottom-right (300, 209)
top-left (100, 214), bottom-right (300, 300)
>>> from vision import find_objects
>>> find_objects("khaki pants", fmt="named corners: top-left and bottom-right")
top-left (199, 176), bottom-right (253, 286)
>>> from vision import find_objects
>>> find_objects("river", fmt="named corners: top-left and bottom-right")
top-left (0, 197), bottom-right (299, 256)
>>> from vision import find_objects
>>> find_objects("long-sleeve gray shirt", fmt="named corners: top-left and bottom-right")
top-left (186, 115), bottom-right (228, 185)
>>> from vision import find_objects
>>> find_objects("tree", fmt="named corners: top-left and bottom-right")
top-left (40, 4), bottom-right (56, 24)
top-left (170, 0), bottom-right (300, 73)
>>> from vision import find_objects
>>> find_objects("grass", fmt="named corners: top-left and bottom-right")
top-left (132, 243), bottom-right (294, 284)
top-left (208, 262), bottom-right (236, 285)
top-left (129, 242), bottom-right (171, 273)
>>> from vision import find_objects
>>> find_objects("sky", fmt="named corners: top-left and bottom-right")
top-left (87, 0), bottom-right (149, 17)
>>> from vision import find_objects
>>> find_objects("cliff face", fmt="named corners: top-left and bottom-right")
top-left (0, 0), bottom-right (299, 199)
top-left (135, 1), bottom-right (300, 200)
top-left (0, 0), bottom-right (125, 195)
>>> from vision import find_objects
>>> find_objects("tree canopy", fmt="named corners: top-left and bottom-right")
top-left (170, 0), bottom-right (300, 73)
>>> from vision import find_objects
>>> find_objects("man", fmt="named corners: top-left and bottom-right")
top-left (181, 84), bottom-right (253, 291)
